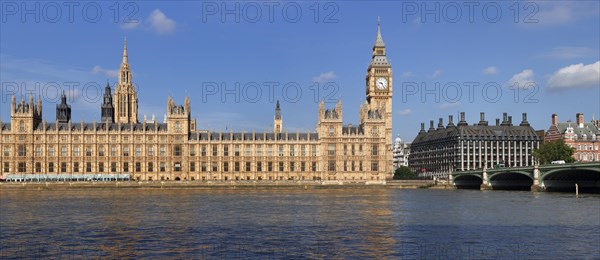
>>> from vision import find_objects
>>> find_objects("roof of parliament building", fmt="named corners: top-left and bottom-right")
top-left (412, 112), bottom-right (541, 144)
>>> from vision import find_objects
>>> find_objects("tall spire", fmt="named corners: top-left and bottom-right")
top-left (122, 37), bottom-right (128, 64)
top-left (374, 16), bottom-right (385, 47)
top-left (275, 100), bottom-right (281, 120)
top-left (274, 100), bottom-right (282, 133)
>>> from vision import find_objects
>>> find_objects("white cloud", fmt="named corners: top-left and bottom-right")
top-left (439, 102), bottom-right (460, 109)
top-left (121, 21), bottom-right (140, 30)
top-left (432, 69), bottom-right (443, 78)
top-left (397, 109), bottom-right (412, 116)
top-left (523, 1), bottom-right (599, 27)
top-left (482, 66), bottom-right (498, 75)
top-left (547, 61), bottom-right (600, 90)
top-left (508, 69), bottom-right (535, 89)
top-left (535, 4), bottom-right (573, 25)
top-left (92, 65), bottom-right (119, 78)
top-left (148, 9), bottom-right (176, 34)
top-left (401, 71), bottom-right (414, 77)
top-left (120, 9), bottom-right (176, 34)
top-left (312, 71), bottom-right (336, 84)
top-left (540, 47), bottom-right (598, 60)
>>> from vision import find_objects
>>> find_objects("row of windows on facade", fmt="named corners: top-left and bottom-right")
top-left (3, 135), bottom-right (178, 142)
top-left (576, 153), bottom-right (599, 161)
top-left (3, 160), bottom-right (379, 173)
top-left (565, 134), bottom-right (599, 141)
top-left (412, 141), bottom-right (539, 149)
top-left (2, 144), bottom-right (381, 157)
top-left (570, 144), bottom-right (600, 151)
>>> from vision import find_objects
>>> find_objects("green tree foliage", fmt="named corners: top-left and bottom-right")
top-left (532, 140), bottom-right (575, 164)
top-left (393, 166), bottom-right (417, 180)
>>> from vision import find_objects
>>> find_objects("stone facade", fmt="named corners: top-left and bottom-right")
top-left (0, 21), bottom-right (393, 182)
top-left (545, 113), bottom-right (600, 162)
top-left (409, 112), bottom-right (541, 178)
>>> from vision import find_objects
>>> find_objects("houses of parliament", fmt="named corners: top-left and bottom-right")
top-left (0, 21), bottom-right (393, 182)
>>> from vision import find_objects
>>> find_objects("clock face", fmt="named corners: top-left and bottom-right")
top-left (376, 77), bottom-right (388, 90)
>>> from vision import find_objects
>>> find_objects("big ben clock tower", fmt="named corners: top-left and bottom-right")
top-left (365, 17), bottom-right (393, 174)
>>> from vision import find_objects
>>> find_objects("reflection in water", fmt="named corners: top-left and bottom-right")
top-left (1, 189), bottom-right (599, 259)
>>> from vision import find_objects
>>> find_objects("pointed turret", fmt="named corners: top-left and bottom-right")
top-left (274, 100), bottom-right (282, 134)
top-left (56, 91), bottom-right (71, 123)
top-left (374, 16), bottom-right (385, 47)
top-left (122, 37), bottom-right (128, 64)
top-left (114, 38), bottom-right (138, 123)
top-left (101, 82), bottom-right (114, 123)
top-left (370, 17), bottom-right (389, 66)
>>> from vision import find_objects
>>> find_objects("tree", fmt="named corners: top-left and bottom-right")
top-left (393, 166), bottom-right (417, 180)
top-left (532, 140), bottom-right (575, 164)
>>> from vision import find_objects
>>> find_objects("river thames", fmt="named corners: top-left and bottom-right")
top-left (1, 188), bottom-right (598, 259)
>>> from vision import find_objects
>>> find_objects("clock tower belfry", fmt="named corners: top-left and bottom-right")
top-left (364, 17), bottom-right (393, 174)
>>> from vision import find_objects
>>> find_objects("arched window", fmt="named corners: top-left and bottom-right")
top-left (19, 121), bottom-right (25, 132)
top-left (175, 121), bottom-right (181, 132)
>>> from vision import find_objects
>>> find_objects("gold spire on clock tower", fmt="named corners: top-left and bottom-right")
top-left (114, 38), bottom-right (139, 124)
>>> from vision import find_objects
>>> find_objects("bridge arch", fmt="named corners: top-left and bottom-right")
top-left (488, 171), bottom-right (533, 191)
top-left (541, 167), bottom-right (600, 193)
top-left (453, 174), bottom-right (482, 189)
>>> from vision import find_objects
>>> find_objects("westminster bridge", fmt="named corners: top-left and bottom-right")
top-left (450, 162), bottom-right (600, 192)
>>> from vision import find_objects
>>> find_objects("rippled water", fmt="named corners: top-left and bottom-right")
top-left (1, 188), bottom-right (599, 259)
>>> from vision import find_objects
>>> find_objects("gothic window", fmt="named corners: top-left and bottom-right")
top-left (173, 145), bottom-right (181, 156)
top-left (372, 161), bottom-right (379, 171)
top-left (175, 121), bottom-right (181, 132)
top-left (17, 145), bottom-right (26, 157)
top-left (328, 160), bottom-right (335, 171)
top-left (19, 121), bottom-right (25, 132)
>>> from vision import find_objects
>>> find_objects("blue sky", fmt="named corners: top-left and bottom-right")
top-left (1, 1), bottom-right (599, 142)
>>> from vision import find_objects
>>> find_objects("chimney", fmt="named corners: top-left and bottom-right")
top-left (576, 113), bottom-right (584, 127)
top-left (419, 122), bottom-right (426, 133)
top-left (496, 118), bottom-right (500, 126)
top-left (478, 112), bottom-right (488, 126)
top-left (458, 112), bottom-right (467, 126)
top-left (429, 120), bottom-right (435, 131)
top-left (520, 113), bottom-right (530, 126)
top-left (551, 114), bottom-right (558, 125)
top-left (508, 116), bottom-right (513, 126)
top-left (437, 118), bottom-right (444, 129)
top-left (447, 115), bottom-right (454, 127)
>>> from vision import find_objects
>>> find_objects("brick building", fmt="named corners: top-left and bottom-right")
top-left (545, 113), bottom-right (600, 162)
